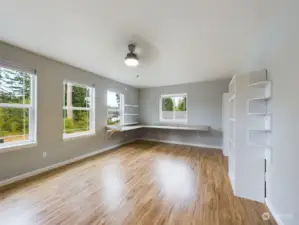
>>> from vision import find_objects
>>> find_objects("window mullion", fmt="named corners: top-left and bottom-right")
top-left (23, 74), bottom-right (26, 141)
top-left (63, 106), bottom-right (91, 111)
top-left (0, 103), bottom-right (32, 109)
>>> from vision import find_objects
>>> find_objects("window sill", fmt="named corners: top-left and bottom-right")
top-left (0, 141), bottom-right (37, 153)
top-left (63, 132), bottom-right (96, 141)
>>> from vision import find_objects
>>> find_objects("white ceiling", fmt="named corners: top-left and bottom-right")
top-left (0, 0), bottom-right (276, 87)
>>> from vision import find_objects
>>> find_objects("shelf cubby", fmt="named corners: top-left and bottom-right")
top-left (248, 99), bottom-right (267, 114)
top-left (248, 69), bottom-right (267, 84)
top-left (248, 82), bottom-right (271, 100)
top-left (247, 115), bottom-right (271, 131)
top-left (247, 129), bottom-right (271, 148)
top-left (124, 103), bottom-right (139, 125)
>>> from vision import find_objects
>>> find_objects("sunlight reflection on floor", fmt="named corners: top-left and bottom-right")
top-left (154, 158), bottom-right (196, 203)
top-left (101, 159), bottom-right (125, 210)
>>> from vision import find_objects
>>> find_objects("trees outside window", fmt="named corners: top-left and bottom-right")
top-left (63, 82), bottom-right (95, 138)
top-left (160, 94), bottom-right (187, 123)
top-left (0, 66), bottom-right (37, 148)
top-left (107, 91), bottom-right (124, 125)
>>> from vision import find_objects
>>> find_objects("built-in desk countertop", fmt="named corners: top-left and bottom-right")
top-left (106, 124), bottom-right (210, 132)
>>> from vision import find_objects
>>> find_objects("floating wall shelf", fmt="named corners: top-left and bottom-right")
top-left (124, 104), bottom-right (139, 107)
top-left (248, 81), bottom-right (271, 88)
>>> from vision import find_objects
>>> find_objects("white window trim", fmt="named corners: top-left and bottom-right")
top-left (159, 93), bottom-right (188, 123)
top-left (106, 90), bottom-right (124, 126)
top-left (63, 81), bottom-right (95, 139)
top-left (63, 131), bottom-right (96, 141)
top-left (0, 68), bottom-right (37, 151)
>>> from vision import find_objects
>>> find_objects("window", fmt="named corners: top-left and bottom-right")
top-left (63, 82), bottom-right (95, 138)
top-left (160, 93), bottom-right (187, 123)
top-left (0, 64), bottom-right (37, 149)
top-left (107, 91), bottom-right (124, 125)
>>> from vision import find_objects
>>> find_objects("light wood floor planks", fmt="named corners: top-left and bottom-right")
top-left (0, 141), bottom-right (277, 225)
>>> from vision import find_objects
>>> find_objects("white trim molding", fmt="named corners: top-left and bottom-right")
top-left (138, 138), bottom-right (222, 150)
top-left (265, 198), bottom-right (285, 225)
top-left (0, 139), bottom-right (137, 188)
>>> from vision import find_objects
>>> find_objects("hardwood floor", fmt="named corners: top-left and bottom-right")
top-left (0, 141), bottom-right (277, 225)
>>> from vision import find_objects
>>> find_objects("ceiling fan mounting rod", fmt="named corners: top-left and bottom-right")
top-left (128, 44), bottom-right (136, 53)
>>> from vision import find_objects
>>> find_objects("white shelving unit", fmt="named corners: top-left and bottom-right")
top-left (247, 115), bottom-right (271, 131)
top-left (247, 69), bottom-right (272, 201)
top-left (247, 71), bottom-right (272, 146)
top-left (224, 69), bottom-right (271, 203)
top-left (228, 76), bottom-right (236, 191)
top-left (222, 93), bottom-right (230, 157)
top-left (124, 104), bottom-right (139, 125)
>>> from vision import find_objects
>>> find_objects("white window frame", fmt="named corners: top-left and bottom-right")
top-left (0, 64), bottom-right (37, 150)
top-left (159, 93), bottom-right (188, 123)
top-left (107, 90), bottom-right (124, 126)
top-left (63, 81), bottom-right (95, 139)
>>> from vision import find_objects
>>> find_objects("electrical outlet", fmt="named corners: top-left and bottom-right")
top-left (42, 152), bottom-right (47, 158)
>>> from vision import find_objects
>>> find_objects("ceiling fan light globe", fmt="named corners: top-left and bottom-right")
top-left (125, 57), bottom-right (139, 67)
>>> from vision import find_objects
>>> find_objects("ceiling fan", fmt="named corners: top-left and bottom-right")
top-left (125, 44), bottom-right (139, 67)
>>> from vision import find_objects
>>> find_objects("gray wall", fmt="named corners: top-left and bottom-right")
top-left (139, 80), bottom-right (230, 148)
top-left (0, 42), bottom-right (139, 182)
top-left (250, 1), bottom-right (299, 223)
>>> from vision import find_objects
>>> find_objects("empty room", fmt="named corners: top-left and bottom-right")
top-left (0, 1), bottom-right (298, 225)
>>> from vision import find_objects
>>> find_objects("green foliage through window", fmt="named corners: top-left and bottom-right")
top-left (63, 82), bottom-right (92, 135)
top-left (63, 110), bottom-right (89, 134)
top-left (160, 94), bottom-right (187, 121)
top-left (107, 91), bottom-right (122, 125)
top-left (0, 67), bottom-right (32, 143)
top-left (161, 96), bottom-right (187, 112)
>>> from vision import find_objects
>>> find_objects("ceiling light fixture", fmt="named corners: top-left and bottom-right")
top-left (125, 44), bottom-right (138, 67)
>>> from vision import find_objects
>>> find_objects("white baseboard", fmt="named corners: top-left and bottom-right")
top-left (137, 138), bottom-right (222, 150)
top-left (0, 139), bottom-right (137, 188)
top-left (265, 198), bottom-right (285, 225)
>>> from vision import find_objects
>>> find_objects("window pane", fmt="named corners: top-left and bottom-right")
top-left (0, 68), bottom-right (31, 104)
top-left (107, 111), bottom-right (120, 125)
top-left (162, 97), bottom-right (174, 111)
top-left (107, 91), bottom-right (120, 109)
top-left (64, 83), bottom-right (67, 106)
top-left (63, 109), bottom-right (90, 134)
top-left (161, 111), bottom-right (174, 120)
top-left (72, 85), bottom-right (90, 108)
top-left (160, 95), bottom-right (187, 121)
top-left (0, 107), bottom-right (29, 144)
top-left (174, 96), bottom-right (187, 112)
top-left (24, 73), bottom-right (31, 104)
top-left (174, 111), bottom-right (187, 120)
